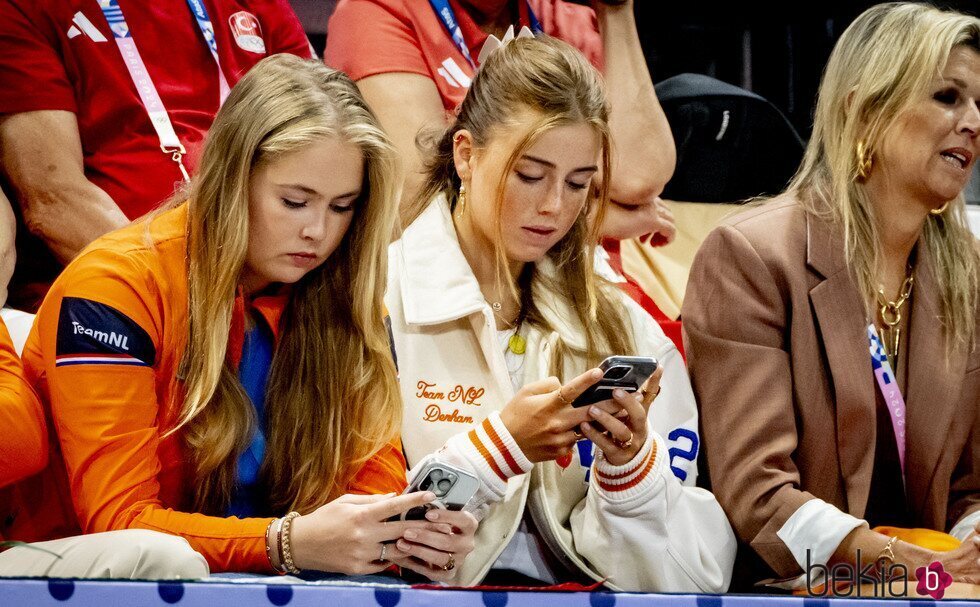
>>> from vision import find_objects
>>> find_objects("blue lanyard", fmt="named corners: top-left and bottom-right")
top-left (184, 0), bottom-right (232, 100)
top-left (185, 0), bottom-right (220, 58)
top-left (428, 0), bottom-right (542, 69)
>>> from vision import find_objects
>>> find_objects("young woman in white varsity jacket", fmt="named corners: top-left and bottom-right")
top-left (385, 36), bottom-right (736, 592)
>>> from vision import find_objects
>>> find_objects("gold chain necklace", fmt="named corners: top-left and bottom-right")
top-left (875, 269), bottom-right (914, 368)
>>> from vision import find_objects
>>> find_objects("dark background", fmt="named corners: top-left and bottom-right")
top-left (293, 0), bottom-right (979, 138)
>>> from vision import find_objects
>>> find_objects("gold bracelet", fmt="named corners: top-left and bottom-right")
top-left (281, 511), bottom-right (302, 575)
top-left (875, 536), bottom-right (899, 571)
top-left (265, 518), bottom-right (286, 574)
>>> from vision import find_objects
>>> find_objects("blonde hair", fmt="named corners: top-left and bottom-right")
top-left (170, 54), bottom-right (400, 514)
top-left (790, 2), bottom-right (980, 351)
top-left (404, 36), bottom-right (634, 369)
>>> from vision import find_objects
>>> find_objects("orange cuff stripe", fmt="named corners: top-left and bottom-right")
top-left (597, 449), bottom-right (656, 492)
top-left (596, 448), bottom-right (653, 481)
top-left (482, 418), bottom-right (523, 476)
top-left (468, 429), bottom-right (507, 481)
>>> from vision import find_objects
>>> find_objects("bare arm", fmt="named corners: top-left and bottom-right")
top-left (0, 110), bottom-right (129, 264)
top-left (355, 73), bottom-right (448, 211)
top-left (0, 187), bottom-right (14, 308)
top-left (597, 1), bottom-right (675, 201)
top-left (595, 1), bottom-right (677, 242)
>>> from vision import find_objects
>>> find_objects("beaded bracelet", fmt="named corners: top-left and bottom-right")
top-left (275, 516), bottom-right (288, 573)
top-left (280, 511), bottom-right (302, 575)
top-left (265, 518), bottom-right (286, 574)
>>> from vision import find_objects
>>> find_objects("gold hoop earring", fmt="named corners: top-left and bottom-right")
top-left (930, 201), bottom-right (949, 216)
top-left (855, 140), bottom-right (873, 182)
top-left (456, 185), bottom-right (466, 217)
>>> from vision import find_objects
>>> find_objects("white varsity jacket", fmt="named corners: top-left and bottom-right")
top-left (385, 196), bottom-right (736, 592)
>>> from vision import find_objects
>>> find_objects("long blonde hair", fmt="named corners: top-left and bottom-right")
top-left (172, 54), bottom-right (400, 514)
top-left (790, 2), bottom-right (980, 350)
top-left (404, 36), bottom-right (634, 370)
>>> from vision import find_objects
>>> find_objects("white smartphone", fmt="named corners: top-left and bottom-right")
top-left (391, 461), bottom-right (480, 521)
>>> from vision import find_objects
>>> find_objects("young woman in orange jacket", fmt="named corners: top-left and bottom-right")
top-left (7, 55), bottom-right (476, 578)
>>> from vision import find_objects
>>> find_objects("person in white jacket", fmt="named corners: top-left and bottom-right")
top-left (385, 35), bottom-right (736, 592)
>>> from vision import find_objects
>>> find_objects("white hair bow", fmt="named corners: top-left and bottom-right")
top-left (477, 25), bottom-right (535, 65)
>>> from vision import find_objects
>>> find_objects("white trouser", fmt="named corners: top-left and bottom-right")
top-left (0, 530), bottom-right (209, 579)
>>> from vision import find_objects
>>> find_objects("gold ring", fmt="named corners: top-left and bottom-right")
top-left (573, 428), bottom-right (583, 439)
top-left (557, 388), bottom-right (571, 406)
top-left (442, 554), bottom-right (456, 571)
top-left (614, 432), bottom-right (634, 449)
top-left (378, 542), bottom-right (388, 564)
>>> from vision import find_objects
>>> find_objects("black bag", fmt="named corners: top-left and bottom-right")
top-left (656, 73), bottom-right (805, 203)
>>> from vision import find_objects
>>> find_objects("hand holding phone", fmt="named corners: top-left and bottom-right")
top-left (387, 461), bottom-right (479, 581)
top-left (498, 367), bottom-right (610, 463)
top-left (577, 360), bottom-right (664, 466)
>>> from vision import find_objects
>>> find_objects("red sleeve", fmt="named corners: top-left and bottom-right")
top-left (324, 0), bottom-right (429, 81)
top-left (256, 0), bottom-right (316, 59)
top-left (0, 319), bottom-right (47, 487)
top-left (346, 439), bottom-right (408, 495)
top-left (0, 0), bottom-right (77, 114)
top-left (37, 250), bottom-right (274, 573)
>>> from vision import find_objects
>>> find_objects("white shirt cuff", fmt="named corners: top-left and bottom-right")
top-left (950, 510), bottom-right (980, 541)
top-left (776, 497), bottom-right (868, 571)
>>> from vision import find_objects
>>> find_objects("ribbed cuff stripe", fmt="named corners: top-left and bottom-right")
top-left (596, 448), bottom-right (656, 492)
top-left (468, 428), bottom-right (508, 481)
top-left (482, 418), bottom-right (524, 476)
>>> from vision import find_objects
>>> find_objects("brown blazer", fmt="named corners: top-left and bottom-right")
top-left (682, 197), bottom-right (980, 582)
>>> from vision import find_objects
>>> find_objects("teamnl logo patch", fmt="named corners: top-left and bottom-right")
top-left (56, 297), bottom-right (155, 368)
top-left (70, 321), bottom-right (130, 351)
top-left (805, 550), bottom-right (953, 598)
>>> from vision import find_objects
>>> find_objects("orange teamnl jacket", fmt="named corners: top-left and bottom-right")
top-left (0, 316), bottom-right (48, 542)
top-left (5, 204), bottom-right (407, 572)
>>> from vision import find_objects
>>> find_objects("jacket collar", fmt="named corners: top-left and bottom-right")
top-left (398, 196), bottom-right (591, 351)
top-left (398, 195), bottom-right (488, 325)
top-left (805, 209), bottom-right (849, 280)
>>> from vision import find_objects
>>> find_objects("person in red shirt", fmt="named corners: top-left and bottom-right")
top-left (324, 0), bottom-right (680, 342)
top-left (8, 55), bottom-right (478, 578)
top-left (0, 0), bottom-right (314, 311)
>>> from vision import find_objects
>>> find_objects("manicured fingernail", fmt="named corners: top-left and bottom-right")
top-left (397, 540), bottom-right (411, 550)
top-left (404, 529), bottom-right (418, 540)
top-left (423, 492), bottom-right (437, 501)
top-left (591, 369), bottom-right (602, 378)
top-left (589, 406), bottom-right (601, 416)
top-left (613, 389), bottom-right (626, 398)
top-left (426, 510), bottom-right (439, 521)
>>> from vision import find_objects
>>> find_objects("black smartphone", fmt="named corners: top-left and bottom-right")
top-left (390, 461), bottom-right (480, 521)
top-left (571, 355), bottom-right (659, 407)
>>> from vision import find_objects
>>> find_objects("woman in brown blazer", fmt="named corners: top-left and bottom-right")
top-left (683, 3), bottom-right (980, 591)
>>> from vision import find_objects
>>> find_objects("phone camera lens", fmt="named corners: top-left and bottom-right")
top-left (436, 478), bottom-right (452, 495)
top-left (604, 365), bottom-right (630, 381)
